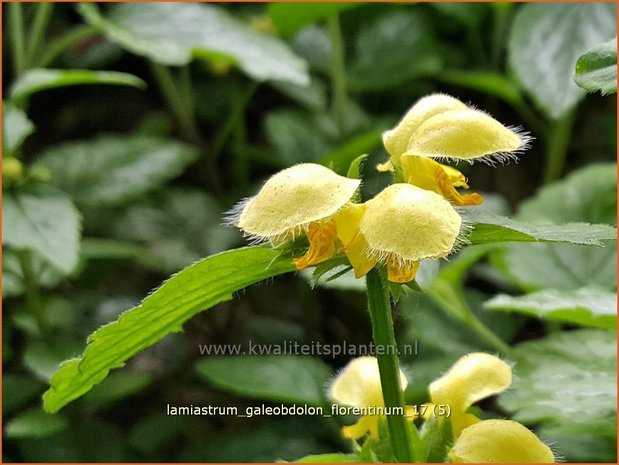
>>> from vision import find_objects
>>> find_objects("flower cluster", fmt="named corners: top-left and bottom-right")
top-left (230, 94), bottom-right (528, 282)
top-left (330, 354), bottom-right (555, 463)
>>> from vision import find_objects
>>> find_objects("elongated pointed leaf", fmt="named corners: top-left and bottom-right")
top-left (9, 69), bottom-right (145, 106)
top-left (485, 287), bottom-right (617, 330)
top-left (43, 246), bottom-right (295, 413)
top-left (465, 210), bottom-right (616, 246)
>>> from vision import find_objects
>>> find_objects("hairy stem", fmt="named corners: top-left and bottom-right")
top-left (366, 269), bottom-right (414, 463)
top-left (149, 62), bottom-right (203, 146)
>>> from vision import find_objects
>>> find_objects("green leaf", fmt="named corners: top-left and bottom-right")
top-left (79, 3), bottom-right (308, 85)
top-left (3, 188), bottom-right (82, 274)
top-left (38, 134), bottom-right (198, 207)
top-left (268, 3), bottom-right (360, 38)
top-left (42, 246), bottom-right (295, 413)
top-left (508, 3), bottom-right (617, 119)
top-left (574, 37), bottom-right (617, 95)
top-left (485, 287), bottom-right (617, 330)
top-left (348, 10), bottom-right (443, 91)
top-left (196, 355), bottom-right (331, 406)
top-left (465, 210), bottom-right (616, 246)
top-left (499, 329), bottom-right (616, 436)
top-left (493, 163), bottom-right (617, 291)
top-left (2, 101), bottom-right (34, 154)
top-left (346, 153), bottom-right (369, 180)
top-left (9, 68), bottom-right (146, 106)
top-left (518, 163), bottom-right (617, 225)
top-left (6, 409), bottom-right (68, 439)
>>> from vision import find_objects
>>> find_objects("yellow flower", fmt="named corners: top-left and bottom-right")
top-left (379, 94), bottom-right (530, 206)
top-left (428, 353), bottom-right (554, 463)
top-left (232, 166), bottom-right (462, 283)
top-left (449, 419), bottom-right (554, 463)
top-left (383, 94), bottom-right (468, 167)
top-left (230, 163), bottom-right (360, 268)
top-left (352, 184), bottom-right (462, 283)
top-left (329, 356), bottom-right (408, 439)
top-left (429, 352), bottom-right (512, 436)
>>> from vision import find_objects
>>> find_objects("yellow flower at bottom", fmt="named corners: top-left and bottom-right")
top-left (429, 353), bottom-right (512, 436)
top-left (449, 419), bottom-right (555, 463)
top-left (358, 184), bottom-right (462, 282)
top-left (329, 357), bottom-right (408, 439)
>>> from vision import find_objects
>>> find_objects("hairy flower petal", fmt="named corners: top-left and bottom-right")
top-left (405, 109), bottom-right (524, 161)
top-left (329, 356), bottom-right (407, 408)
top-left (360, 184), bottom-right (462, 262)
top-left (330, 357), bottom-right (408, 440)
top-left (449, 419), bottom-right (555, 463)
top-left (235, 163), bottom-right (360, 239)
top-left (429, 353), bottom-right (512, 435)
top-left (383, 94), bottom-right (468, 164)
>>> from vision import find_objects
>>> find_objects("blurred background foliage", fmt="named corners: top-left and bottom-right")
top-left (2, 2), bottom-right (617, 462)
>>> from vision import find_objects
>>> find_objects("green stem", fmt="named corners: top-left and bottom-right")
top-left (9, 3), bottom-right (27, 76)
top-left (231, 106), bottom-right (249, 191)
top-left (465, 312), bottom-right (511, 355)
top-left (149, 62), bottom-right (202, 145)
top-left (543, 109), bottom-right (577, 183)
top-left (327, 14), bottom-right (348, 135)
top-left (17, 250), bottom-right (46, 337)
top-left (26, 2), bottom-right (54, 66)
top-left (179, 65), bottom-right (193, 111)
top-left (426, 283), bottom-right (510, 354)
top-left (366, 269), bottom-right (413, 463)
top-left (211, 81), bottom-right (258, 162)
top-left (38, 25), bottom-right (100, 68)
